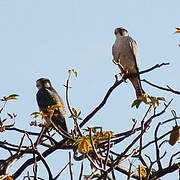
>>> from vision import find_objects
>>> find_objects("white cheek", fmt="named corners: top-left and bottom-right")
top-left (44, 82), bottom-right (51, 88)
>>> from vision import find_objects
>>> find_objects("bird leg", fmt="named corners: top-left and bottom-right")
top-left (115, 64), bottom-right (129, 83)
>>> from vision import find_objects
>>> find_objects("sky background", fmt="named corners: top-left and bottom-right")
top-left (0, 0), bottom-right (180, 179)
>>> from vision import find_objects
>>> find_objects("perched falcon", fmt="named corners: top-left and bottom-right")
top-left (36, 78), bottom-right (68, 133)
top-left (112, 27), bottom-right (145, 98)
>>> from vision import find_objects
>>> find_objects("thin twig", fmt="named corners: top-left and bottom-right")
top-left (142, 79), bottom-right (180, 95)
top-left (65, 71), bottom-right (82, 137)
top-left (104, 133), bottom-right (111, 170)
top-left (69, 152), bottom-right (73, 180)
top-left (169, 151), bottom-right (180, 167)
top-left (154, 123), bottom-right (163, 170)
top-left (53, 162), bottom-right (72, 180)
top-left (89, 128), bottom-right (102, 163)
top-left (17, 133), bottom-right (26, 154)
top-left (78, 161), bottom-right (84, 180)
top-left (127, 163), bottom-right (133, 180)
top-left (140, 62), bottom-right (170, 75)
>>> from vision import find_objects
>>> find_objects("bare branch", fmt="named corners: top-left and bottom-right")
top-left (150, 162), bottom-right (180, 179)
top-left (140, 62), bottom-right (170, 75)
top-left (169, 151), bottom-right (180, 167)
top-left (53, 162), bottom-right (71, 180)
top-left (142, 79), bottom-right (180, 95)
top-left (154, 123), bottom-right (163, 170)
top-left (69, 152), bottom-right (73, 180)
top-left (78, 161), bottom-right (84, 180)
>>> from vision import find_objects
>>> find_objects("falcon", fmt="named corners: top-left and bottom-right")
top-left (112, 27), bottom-right (145, 98)
top-left (36, 78), bottom-right (68, 133)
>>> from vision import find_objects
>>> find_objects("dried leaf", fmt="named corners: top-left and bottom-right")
top-left (169, 125), bottom-right (180, 146)
top-left (30, 112), bottom-right (41, 118)
top-left (51, 104), bottom-right (64, 110)
top-left (72, 108), bottom-right (77, 116)
top-left (1, 94), bottom-right (19, 101)
top-left (157, 97), bottom-right (166, 101)
top-left (77, 136), bottom-right (93, 154)
top-left (174, 28), bottom-right (180, 34)
top-left (0, 125), bottom-right (5, 132)
top-left (0, 175), bottom-right (14, 180)
top-left (72, 69), bottom-right (78, 77)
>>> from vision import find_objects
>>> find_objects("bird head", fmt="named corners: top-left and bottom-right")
top-left (114, 27), bottom-right (129, 37)
top-left (36, 78), bottom-right (52, 89)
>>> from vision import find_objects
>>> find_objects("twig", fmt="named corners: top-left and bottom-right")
top-left (53, 162), bottom-right (72, 180)
top-left (69, 152), bottom-right (73, 180)
top-left (120, 146), bottom-right (140, 164)
top-left (89, 128), bottom-right (102, 163)
top-left (140, 62), bottom-right (170, 75)
top-left (25, 133), bottom-right (38, 179)
top-left (65, 70), bottom-right (82, 137)
top-left (104, 133), bottom-right (111, 170)
top-left (127, 163), bottom-right (133, 180)
top-left (169, 151), bottom-right (180, 167)
top-left (147, 153), bottom-right (180, 180)
top-left (78, 161), bottom-right (84, 180)
top-left (86, 154), bottom-right (106, 172)
top-left (154, 123), bottom-right (163, 170)
top-left (26, 133), bottom-right (53, 180)
top-left (13, 138), bottom-right (68, 179)
top-left (17, 133), bottom-right (26, 154)
top-left (142, 79), bottom-right (180, 95)
top-left (79, 78), bottom-right (123, 128)
top-left (80, 62), bottom-right (169, 129)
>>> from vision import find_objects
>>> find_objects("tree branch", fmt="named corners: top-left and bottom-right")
top-left (142, 79), bottom-right (180, 95)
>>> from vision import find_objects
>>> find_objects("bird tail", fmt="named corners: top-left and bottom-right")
top-left (52, 109), bottom-right (68, 133)
top-left (129, 74), bottom-right (145, 98)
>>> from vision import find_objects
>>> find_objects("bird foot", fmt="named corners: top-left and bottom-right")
top-left (115, 72), bottom-right (127, 83)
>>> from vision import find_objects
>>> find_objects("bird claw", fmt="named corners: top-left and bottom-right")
top-left (115, 72), bottom-right (127, 83)
top-left (121, 73), bottom-right (127, 83)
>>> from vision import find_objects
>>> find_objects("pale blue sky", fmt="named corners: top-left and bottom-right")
top-left (0, 0), bottom-right (180, 179)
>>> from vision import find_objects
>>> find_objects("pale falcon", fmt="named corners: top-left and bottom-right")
top-left (36, 78), bottom-right (68, 133)
top-left (112, 27), bottom-right (145, 98)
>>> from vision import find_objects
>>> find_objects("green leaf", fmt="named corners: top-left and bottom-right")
top-left (131, 99), bottom-right (143, 108)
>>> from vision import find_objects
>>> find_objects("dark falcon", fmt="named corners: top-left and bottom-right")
top-left (36, 78), bottom-right (68, 133)
top-left (112, 27), bottom-right (145, 98)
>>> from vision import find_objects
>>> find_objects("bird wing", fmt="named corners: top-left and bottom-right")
top-left (36, 88), bottom-right (57, 113)
top-left (127, 37), bottom-right (144, 98)
top-left (36, 88), bottom-right (68, 132)
top-left (128, 37), bottom-right (140, 68)
top-left (112, 42), bottom-right (120, 64)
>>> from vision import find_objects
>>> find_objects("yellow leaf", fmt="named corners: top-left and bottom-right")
top-left (72, 107), bottom-right (77, 116)
top-left (72, 69), bottom-right (78, 77)
top-left (0, 125), bottom-right (5, 132)
top-left (139, 165), bottom-right (147, 178)
top-left (94, 131), bottom-right (115, 142)
top-left (31, 111), bottom-right (48, 119)
top-left (77, 137), bottom-right (93, 154)
top-left (3, 94), bottom-right (19, 101)
top-left (0, 175), bottom-right (14, 180)
top-left (51, 104), bottom-right (64, 110)
top-left (174, 28), bottom-right (180, 34)
top-left (140, 169), bottom-right (147, 178)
